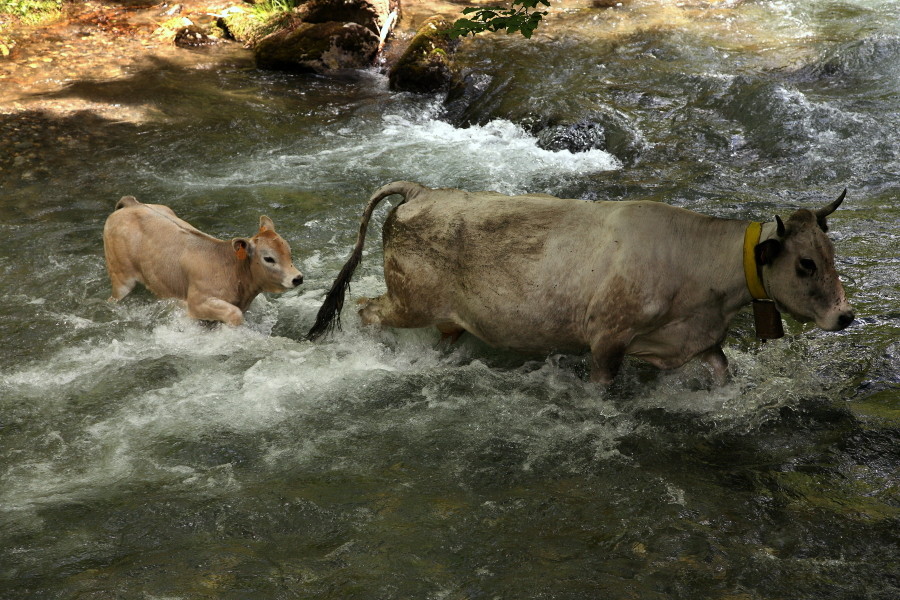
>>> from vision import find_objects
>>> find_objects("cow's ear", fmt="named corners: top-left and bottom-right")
top-left (233, 238), bottom-right (252, 261)
top-left (755, 239), bottom-right (782, 266)
top-left (259, 216), bottom-right (275, 233)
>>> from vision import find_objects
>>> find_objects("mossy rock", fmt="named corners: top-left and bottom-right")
top-left (298, 0), bottom-right (399, 35)
top-left (388, 16), bottom-right (457, 94)
top-left (218, 7), bottom-right (295, 46)
top-left (255, 21), bottom-right (380, 73)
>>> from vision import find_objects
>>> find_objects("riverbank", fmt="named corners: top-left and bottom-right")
top-left (0, 0), bottom-right (804, 187)
top-left (1, 1), bottom-right (240, 113)
top-left (0, 0), bottom-right (612, 117)
top-left (0, 0), bottom-right (486, 185)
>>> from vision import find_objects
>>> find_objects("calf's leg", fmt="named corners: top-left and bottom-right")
top-left (104, 245), bottom-right (139, 302)
top-left (107, 272), bottom-right (138, 302)
top-left (187, 295), bottom-right (244, 326)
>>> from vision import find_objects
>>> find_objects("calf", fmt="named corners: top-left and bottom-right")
top-left (308, 182), bottom-right (853, 384)
top-left (104, 196), bottom-right (303, 325)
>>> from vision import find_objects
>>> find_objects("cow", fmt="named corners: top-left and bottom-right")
top-left (103, 196), bottom-right (303, 325)
top-left (307, 182), bottom-right (853, 385)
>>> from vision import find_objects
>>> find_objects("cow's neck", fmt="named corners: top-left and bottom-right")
top-left (743, 220), bottom-right (779, 301)
top-left (754, 221), bottom-right (780, 298)
top-left (701, 218), bottom-right (778, 315)
top-left (231, 250), bottom-right (260, 311)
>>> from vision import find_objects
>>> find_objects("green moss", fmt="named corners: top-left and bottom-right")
top-left (0, 0), bottom-right (61, 26)
top-left (771, 469), bottom-right (900, 522)
top-left (389, 16), bottom-right (458, 93)
top-left (850, 388), bottom-right (900, 424)
top-left (219, 5), bottom-right (297, 46)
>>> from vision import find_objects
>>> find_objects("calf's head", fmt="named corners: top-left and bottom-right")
top-left (233, 216), bottom-right (304, 293)
top-left (755, 191), bottom-right (854, 331)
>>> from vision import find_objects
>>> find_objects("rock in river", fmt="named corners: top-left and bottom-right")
top-left (388, 16), bottom-right (457, 93)
top-left (255, 21), bottom-right (380, 74)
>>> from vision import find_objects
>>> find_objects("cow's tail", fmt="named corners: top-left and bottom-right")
top-left (114, 195), bottom-right (140, 211)
top-left (306, 181), bottom-right (423, 341)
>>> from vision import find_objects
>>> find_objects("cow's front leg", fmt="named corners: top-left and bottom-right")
top-left (697, 344), bottom-right (729, 387)
top-left (188, 295), bottom-right (243, 326)
top-left (589, 339), bottom-right (627, 385)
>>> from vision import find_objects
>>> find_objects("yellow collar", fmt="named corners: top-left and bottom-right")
top-left (743, 222), bottom-right (769, 300)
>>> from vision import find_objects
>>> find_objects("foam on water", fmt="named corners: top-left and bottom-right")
top-left (163, 100), bottom-right (621, 196)
top-left (0, 282), bottom-right (835, 528)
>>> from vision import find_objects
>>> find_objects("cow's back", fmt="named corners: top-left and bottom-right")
top-left (383, 191), bottom-right (626, 351)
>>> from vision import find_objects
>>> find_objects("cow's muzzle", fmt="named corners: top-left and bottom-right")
top-left (836, 310), bottom-right (855, 330)
top-left (820, 309), bottom-right (855, 331)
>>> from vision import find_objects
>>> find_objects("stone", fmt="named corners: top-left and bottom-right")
top-left (388, 16), bottom-right (457, 94)
top-left (255, 21), bottom-right (380, 74)
top-left (173, 25), bottom-right (220, 48)
top-left (297, 0), bottom-right (400, 36)
top-left (535, 110), bottom-right (645, 165)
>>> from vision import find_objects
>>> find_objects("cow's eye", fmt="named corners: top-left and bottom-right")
top-left (799, 258), bottom-right (817, 273)
top-left (264, 256), bottom-right (276, 264)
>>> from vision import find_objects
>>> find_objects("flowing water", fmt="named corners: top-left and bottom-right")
top-left (1, 1), bottom-right (898, 598)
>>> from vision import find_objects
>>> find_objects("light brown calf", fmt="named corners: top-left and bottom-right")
top-left (103, 196), bottom-right (303, 325)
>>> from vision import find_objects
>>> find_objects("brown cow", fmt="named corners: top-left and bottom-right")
top-left (308, 182), bottom-right (853, 385)
top-left (103, 196), bottom-right (303, 325)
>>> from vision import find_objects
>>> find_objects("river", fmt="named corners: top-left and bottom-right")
top-left (1, 0), bottom-right (898, 598)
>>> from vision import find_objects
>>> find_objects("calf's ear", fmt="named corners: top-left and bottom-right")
top-left (258, 216), bottom-right (275, 232)
top-left (755, 239), bottom-right (782, 266)
top-left (233, 238), bottom-right (253, 261)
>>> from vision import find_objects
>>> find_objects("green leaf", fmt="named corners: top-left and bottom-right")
top-left (450, 0), bottom-right (549, 39)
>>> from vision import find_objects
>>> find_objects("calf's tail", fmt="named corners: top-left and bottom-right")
top-left (307, 181), bottom-right (423, 341)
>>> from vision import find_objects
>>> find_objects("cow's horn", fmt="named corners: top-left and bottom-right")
top-left (775, 215), bottom-right (786, 237)
top-left (814, 188), bottom-right (846, 232)
top-left (816, 188), bottom-right (846, 220)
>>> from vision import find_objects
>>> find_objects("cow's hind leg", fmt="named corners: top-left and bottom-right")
top-left (437, 322), bottom-right (465, 344)
top-left (358, 293), bottom-right (432, 329)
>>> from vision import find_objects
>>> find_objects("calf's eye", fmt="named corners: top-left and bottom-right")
top-left (264, 256), bottom-right (276, 264)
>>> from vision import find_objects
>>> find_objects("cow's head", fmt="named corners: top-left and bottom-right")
top-left (233, 216), bottom-right (304, 293)
top-left (754, 190), bottom-right (854, 331)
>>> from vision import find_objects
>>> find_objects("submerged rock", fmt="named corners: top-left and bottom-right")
top-left (536, 110), bottom-right (645, 165)
top-left (255, 21), bottom-right (380, 73)
top-left (388, 16), bottom-right (457, 93)
top-left (173, 25), bottom-right (221, 48)
top-left (795, 34), bottom-right (900, 85)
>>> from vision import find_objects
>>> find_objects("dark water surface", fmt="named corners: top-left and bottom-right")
top-left (1, 1), bottom-right (898, 598)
